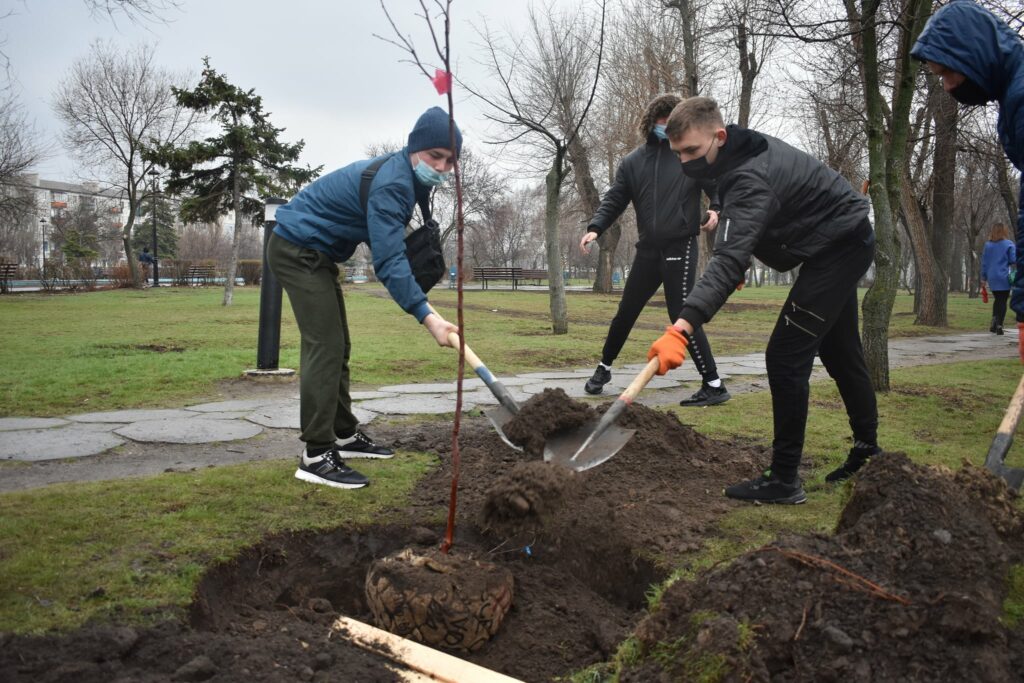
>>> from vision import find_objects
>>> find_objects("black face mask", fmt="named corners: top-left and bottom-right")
top-left (680, 137), bottom-right (717, 177)
top-left (950, 77), bottom-right (991, 106)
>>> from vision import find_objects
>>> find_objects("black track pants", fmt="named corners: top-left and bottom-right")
top-left (765, 221), bottom-right (878, 480)
top-left (600, 236), bottom-right (719, 381)
top-left (993, 290), bottom-right (1009, 326)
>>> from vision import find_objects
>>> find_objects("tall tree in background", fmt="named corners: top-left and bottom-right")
top-left (130, 193), bottom-right (178, 259)
top-left (775, 0), bottom-right (930, 390)
top-left (148, 58), bottom-right (321, 306)
top-left (0, 91), bottom-right (42, 253)
top-left (468, 0), bottom-right (606, 334)
top-left (53, 40), bottom-right (196, 286)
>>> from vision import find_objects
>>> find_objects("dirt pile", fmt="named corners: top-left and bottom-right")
top-left (502, 387), bottom-right (595, 456)
top-left (620, 453), bottom-right (1024, 682)
top-left (1, 398), bottom-right (766, 682)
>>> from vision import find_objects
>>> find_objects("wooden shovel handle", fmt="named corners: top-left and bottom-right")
top-left (997, 373), bottom-right (1024, 437)
top-left (619, 357), bottom-right (662, 403)
top-left (426, 303), bottom-right (484, 371)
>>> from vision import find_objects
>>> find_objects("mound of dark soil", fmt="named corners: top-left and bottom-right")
top-left (620, 453), bottom-right (1024, 682)
top-left (6, 387), bottom-right (1021, 682)
top-left (502, 387), bottom-right (595, 456)
top-left (1, 395), bottom-right (766, 683)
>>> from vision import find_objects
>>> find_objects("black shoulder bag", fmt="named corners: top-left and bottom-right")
top-left (360, 156), bottom-right (446, 294)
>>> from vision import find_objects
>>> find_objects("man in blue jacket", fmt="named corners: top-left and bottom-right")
top-left (267, 107), bottom-right (460, 490)
top-left (911, 0), bottom-right (1024, 357)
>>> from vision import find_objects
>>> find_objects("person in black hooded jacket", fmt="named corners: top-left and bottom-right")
top-left (645, 96), bottom-right (881, 504)
top-left (580, 93), bottom-right (729, 407)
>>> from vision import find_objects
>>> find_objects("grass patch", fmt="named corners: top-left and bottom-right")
top-left (0, 285), bottom-right (997, 416)
top-left (0, 452), bottom-right (434, 634)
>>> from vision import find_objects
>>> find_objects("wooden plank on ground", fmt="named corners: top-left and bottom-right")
top-left (332, 615), bottom-right (524, 683)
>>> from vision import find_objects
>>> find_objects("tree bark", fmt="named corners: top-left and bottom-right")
top-left (222, 162), bottom-right (241, 306)
top-left (899, 165), bottom-right (938, 323)
top-left (545, 153), bottom-right (569, 334)
top-left (916, 90), bottom-right (957, 326)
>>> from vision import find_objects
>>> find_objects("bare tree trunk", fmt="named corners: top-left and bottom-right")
top-left (222, 167), bottom-right (241, 306)
top-left (996, 155), bottom-right (1020, 228)
top-left (899, 166), bottom-right (938, 322)
top-left (736, 19), bottom-right (756, 128)
top-left (567, 135), bottom-right (611, 293)
top-left (545, 156), bottom-right (569, 334)
top-left (917, 90), bottom-right (956, 326)
top-left (665, 0), bottom-right (699, 96)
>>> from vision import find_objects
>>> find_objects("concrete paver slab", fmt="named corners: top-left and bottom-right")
top-left (350, 391), bottom-right (398, 400)
top-left (1, 425), bottom-right (124, 461)
top-left (68, 409), bottom-right (197, 423)
top-left (357, 395), bottom-right (473, 414)
top-left (715, 364), bottom-right (766, 376)
top-left (115, 418), bottom-right (263, 444)
top-left (0, 417), bottom-right (68, 431)
top-left (244, 402), bottom-right (378, 430)
top-left (186, 399), bottom-right (283, 413)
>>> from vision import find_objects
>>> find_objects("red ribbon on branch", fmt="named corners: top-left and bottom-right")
top-left (431, 68), bottom-right (452, 95)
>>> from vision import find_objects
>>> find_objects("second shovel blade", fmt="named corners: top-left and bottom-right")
top-left (485, 405), bottom-right (522, 451)
top-left (544, 420), bottom-right (636, 472)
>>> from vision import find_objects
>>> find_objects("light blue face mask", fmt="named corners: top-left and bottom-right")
top-left (413, 159), bottom-right (450, 187)
top-left (653, 124), bottom-right (668, 140)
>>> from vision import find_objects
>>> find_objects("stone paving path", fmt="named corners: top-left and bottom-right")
top-left (0, 332), bottom-right (1017, 463)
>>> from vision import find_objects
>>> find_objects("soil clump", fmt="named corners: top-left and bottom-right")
top-left (502, 387), bottom-right (595, 456)
top-left (619, 453), bottom-right (1024, 682)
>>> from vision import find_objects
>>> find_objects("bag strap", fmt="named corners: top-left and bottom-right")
top-left (359, 153), bottom-right (433, 225)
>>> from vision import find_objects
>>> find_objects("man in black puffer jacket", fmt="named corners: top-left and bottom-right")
top-left (645, 96), bottom-right (881, 504)
top-left (581, 93), bottom-right (729, 407)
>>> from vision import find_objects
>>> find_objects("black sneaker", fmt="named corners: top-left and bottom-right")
top-left (337, 430), bottom-right (394, 459)
top-left (295, 447), bottom-right (369, 489)
top-left (679, 382), bottom-right (731, 407)
top-left (724, 472), bottom-right (806, 504)
top-left (825, 445), bottom-right (882, 483)
top-left (584, 365), bottom-right (612, 395)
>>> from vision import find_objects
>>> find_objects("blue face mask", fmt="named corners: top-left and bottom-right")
top-left (653, 124), bottom-right (668, 140)
top-left (413, 159), bottom-right (450, 187)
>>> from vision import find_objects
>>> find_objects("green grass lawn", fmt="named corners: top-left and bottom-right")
top-left (1, 283), bottom-right (1020, 638)
top-left (0, 283), bottom-right (999, 416)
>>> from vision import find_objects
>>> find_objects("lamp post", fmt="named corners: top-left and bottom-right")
top-left (39, 218), bottom-right (48, 281)
top-left (148, 169), bottom-right (159, 287)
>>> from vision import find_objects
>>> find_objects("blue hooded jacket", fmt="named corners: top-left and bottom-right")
top-left (272, 150), bottom-right (432, 322)
top-left (911, 1), bottom-right (1024, 170)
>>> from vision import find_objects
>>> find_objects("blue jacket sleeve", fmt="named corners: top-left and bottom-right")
top-left (366, 181), bottom-right (431, 322)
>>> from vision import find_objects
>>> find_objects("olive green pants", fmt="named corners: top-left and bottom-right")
top-left (266, 232), bottom-right (357, 448)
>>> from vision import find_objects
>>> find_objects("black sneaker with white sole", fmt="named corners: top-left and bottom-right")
top-left (295, 447), bottom-right (369, 489)
top-left (337, 430), bottom-right (394, 458)
top-left (679, 382), bottom-right (731, 407)
top-left (584, 365), bottom-right (612, 395)
top-left (724, 471), bottom-right (806, 504)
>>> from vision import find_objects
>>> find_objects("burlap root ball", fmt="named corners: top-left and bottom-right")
top-left (365, 548), bottom-right (514, 652)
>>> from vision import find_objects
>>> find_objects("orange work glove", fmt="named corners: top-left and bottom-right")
top-left (1018, 323), bottom-right (1024, 364)
top-left (647, 326), bottom-right (689, 375)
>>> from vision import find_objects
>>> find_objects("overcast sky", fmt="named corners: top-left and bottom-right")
top-left (6, 0), bottom-right (562, 181)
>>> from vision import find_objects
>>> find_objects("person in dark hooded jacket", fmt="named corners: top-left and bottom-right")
top-left (267, 107), bottom-right (460, 490)
top-left (911, 0), bottom-right (1024, 358)
top-left (579, 93), bottom-right (729, 407)
top-left (645, 96), bottom-right (881, 504)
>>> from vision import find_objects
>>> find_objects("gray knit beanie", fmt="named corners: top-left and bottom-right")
top-left (408, 106), bottom-right (463, 157)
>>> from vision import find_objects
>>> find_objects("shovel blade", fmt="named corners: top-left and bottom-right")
top-left (544, 420), bottom-right (636, 472)
top-left (484, 405), bottom-right (522, 452)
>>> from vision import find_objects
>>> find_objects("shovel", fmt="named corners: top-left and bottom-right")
top-left (429, 305), bottom-right (527, 453)
top-left (546, 357), bottom-right (661, 471)
top-left (983, 373), bottom-right (1024, 491)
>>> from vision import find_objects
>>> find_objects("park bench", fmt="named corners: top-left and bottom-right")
top-left (472, 266), bottom-right (524, 290)
top-left (186, 264), bottom-right (216, 286)
top-left (519, 268), bottom-right (549, 285)
top-left (0, 262), bottom-right (17, 294)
